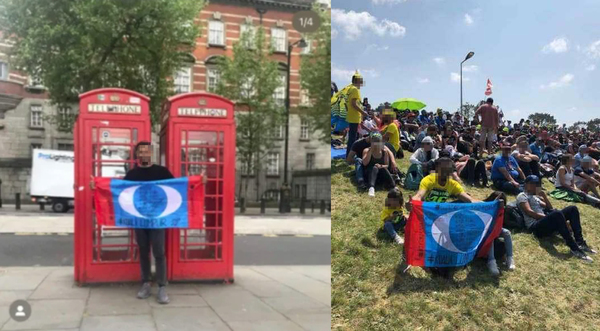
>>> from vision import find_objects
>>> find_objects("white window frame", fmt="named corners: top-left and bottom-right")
top-left (206, 67), bottom-right (220, 93)
top-left (306, 153), bottom-right (315, 170)
top-left (267, 152), bottom-right (280, 176)
top-left (301, 38), bottom-right (311, 55)
top-left (208, 20), bottom-right (225, 46)
top-left (274, 74), bottom-right (286, 107)
top-left (271, 27), bottom-right (287, 53)
top-left (300, 119), bottom-right (309, 140)
top-left (239, 24), bottom-right (256, 48)
top-left (58, 106), bottom-right (72, 121)
top-left (30, 105), bottom-right (43, 128)
top-left (174, 67), bottom-right (192, 94)
top-left (0, 62), bottom-right (7, 80)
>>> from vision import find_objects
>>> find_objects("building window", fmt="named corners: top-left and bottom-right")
top-left (30, 143), bottom-right (42, 154)
top-left (273, 74), bottom-right (286, 107)
top-left (58, 143), bottom-right (74, 151)
top-left (295, 185), bottom-right (300, 198)
top-left (206, 67), bottom-right (220, 93)
top-left (267, 152), bottom-right (279, 176)
top-left (240, 24), bottom-right (256, 48)
top-left (57, 106), bottom-right (71, 121)
top-left (174, 67), bottom-right (191, 94)
top-left (275, 125), bottom-right (284, 139)
top-left (271, 28), bottom-right (286, 53)
top-left (300, 89), bottom-right (310, 106)
top-left (0, 62), bottom-right (7, 80)
top-left (208, 20), bottom-right (225, 46)
top-left (306, 153), bottom-right (315, 170)
top-left (300, 119), bottom-right (309, 140)
top-left (241, 154), bottom-right (255, 176)
top-left (30, 105), bottom-right (43, 128)
top-left (302, 184), bottom-right (307, 198)
top-left (301, 38), bottom-right (311, 55)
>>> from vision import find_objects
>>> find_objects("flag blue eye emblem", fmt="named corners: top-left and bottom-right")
top-left (117, 184), bottom-right (183, 219)
top-left (430, 209), bottom-right (493, 253)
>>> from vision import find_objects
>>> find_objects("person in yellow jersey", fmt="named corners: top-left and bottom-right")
top-left (380, 187), bottom-right (410, 245)
top-left (380, 108), bottom-right (402, 158)
top-left (412, 157), bottom-right (478, 203)
top-left (345, 71), bottom-right (369, 157)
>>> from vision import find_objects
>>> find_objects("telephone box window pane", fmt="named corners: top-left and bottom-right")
top-left (92, 128), bottom-right (97, 143)
top-left (188, 131), bottom-right (217, 146)
top-left (100, 128), bottom-right (131, 144)
top-left (186, 245), bottom-right (218, 260)
top-left (188, 147), bottom-right (208, 162)
top-left (99, 162), bottom-right (129, 178)
top-left (132, 129), bottom-right (138, 143)
top-left (181, 148), bottom-right (187, 162)
top-left (181, 131), bottom-right (187, 146)
top-left (181, 164), bottom-right (187, 176)
top-left (218, 132), bottom-right (224, 146)
top-left (99, 145), bottom-right (131, 162)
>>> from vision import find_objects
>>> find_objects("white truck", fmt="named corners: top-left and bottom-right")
top-left (30, 149), bottom-right (75, 212)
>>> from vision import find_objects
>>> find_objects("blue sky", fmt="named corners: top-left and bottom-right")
top-left (331, 0), bottom-right (600, 125)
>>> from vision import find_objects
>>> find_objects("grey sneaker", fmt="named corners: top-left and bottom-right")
top-left (157, 286), bottom-right (170, 304)
top-left (571, 249), bottom-right (593, 263)
top-left (136, 282), bottom-right (151, 299)
top-left (579, 242), bottom-right (598, 255)
top-left (393, 234), bottom-right (404, 245)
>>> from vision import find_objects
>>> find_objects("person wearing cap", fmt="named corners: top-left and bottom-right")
top-left (345, 72), bottom-right (369, 158)
top-left (380, 108), bottom-right (403, 158)
top-left (346, 133), bottom-right (398, 190)
top-left (410, 136), bottom-right (439, 175)
top-left (574, 156), bottom-right (600, 199)
top-left (491, 143), bottom-right (525, 194)
top-left (415, 125), bottom-right (438, 150)
top-left (418, 109), bottom-right (430, 126)
top-left (474, 98), bottom-right (499, 158)
top-left (517, 175), bottom-right (596, 262)
top-left (434, 108), bottom-right (446, 129)
top-left (362, 133), bottom-right (395, 197)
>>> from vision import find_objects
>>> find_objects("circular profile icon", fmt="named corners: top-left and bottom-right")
top-left (9, 300), bottom-right (31, 322)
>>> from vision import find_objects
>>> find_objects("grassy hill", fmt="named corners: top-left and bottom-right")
top-left (331, 152), bottom-right (600, 330)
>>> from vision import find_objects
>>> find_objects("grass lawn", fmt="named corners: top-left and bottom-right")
top-left (331, 152), bottom-right (600, 331)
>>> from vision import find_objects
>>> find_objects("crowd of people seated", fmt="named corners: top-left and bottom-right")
top-left (333, 74), bottom-right (600, 277)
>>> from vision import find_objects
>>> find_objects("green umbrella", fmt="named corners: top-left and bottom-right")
top-left (390, 98), bottom-right (426, 112)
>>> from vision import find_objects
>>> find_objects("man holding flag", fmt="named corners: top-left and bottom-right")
top-left (90, 141), bottom-right (174, 304)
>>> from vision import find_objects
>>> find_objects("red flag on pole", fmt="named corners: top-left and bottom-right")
top-left (485, 79), bottom-right (493, 96)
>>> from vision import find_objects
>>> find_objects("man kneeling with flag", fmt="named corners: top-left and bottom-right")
top-left (405, 157), bottom-right (511, 278)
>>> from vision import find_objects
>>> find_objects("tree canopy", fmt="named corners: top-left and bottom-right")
top-left (0, 0), bottom-right (205, 130)
top-left (527, 112), bottom-right (557, 127)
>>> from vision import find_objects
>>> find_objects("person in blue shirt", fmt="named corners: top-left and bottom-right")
top-left (491, 143), bottom-right (526, 194)
top-left (418, 109), bottom-right (430, 126)
top-left (434, 108), bottom-right (446, 129)
top-left (573, 144), bottom-right (588, 169)
top-left (529, 136), bottom-right (545, 159)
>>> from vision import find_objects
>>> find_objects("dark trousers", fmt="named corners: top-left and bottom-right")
top-left (459, 159), bottom-right (488, 185)
top-left (346, 123), bottom-right (359, 157)
top-left (518, 159), bottom-right (541, 178)
top-left (530, 206), bottom-right (584, 251)
top-left (366, 166), bottom-right (395, 189)
top-left (135, 229), bottom-right (167, 286)
top-left (492, 179), bottom-right (523, 195)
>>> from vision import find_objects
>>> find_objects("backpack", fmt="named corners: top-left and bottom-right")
top-left (404, 163), bottom-right (424, 190)
top-left (503, 203), bottom-right (526, 230)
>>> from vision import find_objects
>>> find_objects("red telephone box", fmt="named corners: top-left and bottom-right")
top-left (160, 92), bottom-right (235, 282)
top-left (74, 88), bottom-right (152, 284)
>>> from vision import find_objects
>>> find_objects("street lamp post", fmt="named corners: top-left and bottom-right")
top-left (280, 38), bottom-right (307, 213)
top-left (460, 51), bottom-right (474, 117)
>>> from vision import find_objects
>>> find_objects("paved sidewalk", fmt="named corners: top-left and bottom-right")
top-left (0, 265), bottom-right (330, 331)
top-left (0, 215), bottom-right (331, 236)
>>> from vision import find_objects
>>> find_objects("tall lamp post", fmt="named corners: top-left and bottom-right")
top-left (280, 38), bottom-right (307, 213)
top-left (460, 51), bottom-right (474, 116)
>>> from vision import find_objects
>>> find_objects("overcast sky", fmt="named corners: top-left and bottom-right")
top-left (331, 0), bottom-right (600, 125)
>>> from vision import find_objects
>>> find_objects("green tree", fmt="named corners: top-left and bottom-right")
top-left (458, 102), bottom-right (477, 120)
top-left (569, 121), bottom-right (587, 132)
top-left (527, 112), bottom-right (556, 127)
top-left (215, 27), bottom-right (284, 202)
top-left (586, 118), bottom-right (600, 132)
top-left (0, 0), bottom-right (205, 131)
top-left (299, 4), bottom-right (330, 143)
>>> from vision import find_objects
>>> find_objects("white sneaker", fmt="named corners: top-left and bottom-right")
top-left (506, 256), bottom-right (516, 271)
top-left (368, 187), bottom-right (375, 197)
top-left (487, 260), bottom-right (500, 276)
top-left (571, 249), bottom-right (593, 263)
top-left (394, 235), bottom-right (404, 245)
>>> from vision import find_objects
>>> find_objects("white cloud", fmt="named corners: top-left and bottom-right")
top-left (417, 78), bottom-right (429, 84)
top-left (331, 9), bottom-right (406, 40)
top-left (331, 29), bottom-right (338, 39)
top-left (371, 0), bottom-right (407, 4)
top-left (331, 65), bottom-right (379, 80)
top-left (585, 39), bottom-right (600, 59)
top-left (450, 72), bottom-right (469, 83)
top-left (462, 65), bottom-right (479, 72)
top-left (433, 57), bottom-right (445, 65)
top-left (509, 109), bottom-right (521, 116)
top-left (464, 14), bottom-right (474, 25)
top-left (364, 44), bottom-right (390, 53)
top-left (540, 73), bottom-right (574, 89)
top-left (586, 64), bottom-right (596, 71)
top-left (542, 37), bottom-right (569, 53)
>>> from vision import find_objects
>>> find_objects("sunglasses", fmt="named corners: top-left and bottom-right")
top-left (423, 142), bottom-right (432, 145)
